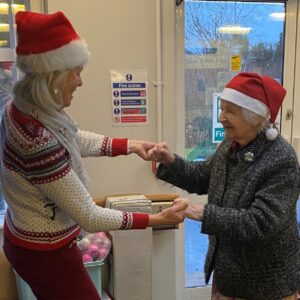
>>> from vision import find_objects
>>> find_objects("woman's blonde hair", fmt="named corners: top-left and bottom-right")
top-left (13, 70), bottom-right (69, 112)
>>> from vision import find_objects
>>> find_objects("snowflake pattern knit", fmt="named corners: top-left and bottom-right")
top-left (1, 103), bottom-right (149, 250)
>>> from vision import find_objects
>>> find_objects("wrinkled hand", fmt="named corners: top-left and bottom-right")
top-left (173, 198), bottom-right (204, 221)
top-left (128, 139), bottom-right (156, 160)
top-left (147, 142), bottom-right (175, 165)
top-left (148, 199), bottom-right (188, 226)
top-left (158, 200), bottom-right (188, 224)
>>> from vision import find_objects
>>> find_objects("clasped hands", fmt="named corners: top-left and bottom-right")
top-left (128, 140), bottom-right (175, 165)
top-left (172, 198), bottom-right (204, 222)
top-left (150, 198), bottom-right (204, 225)
top-left (129, 140), bottom-right (204, 223)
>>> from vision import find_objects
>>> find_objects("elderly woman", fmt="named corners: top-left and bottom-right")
top-left (149, 73), bottom-right (300, 300)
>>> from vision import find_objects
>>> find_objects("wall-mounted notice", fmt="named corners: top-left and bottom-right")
top-left (110, 69), bottom-right (149, 126)
top-left (230, 54), bottom-right (241, 71)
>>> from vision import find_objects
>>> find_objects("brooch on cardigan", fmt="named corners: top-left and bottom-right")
top-left (244, 151), bottom-right (254, 162)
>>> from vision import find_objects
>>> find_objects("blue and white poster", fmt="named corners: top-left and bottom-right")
top-left (110, 69), bottom-right (149, 126)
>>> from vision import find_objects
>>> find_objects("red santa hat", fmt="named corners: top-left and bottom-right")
top-left (220, 72), bottom-right (286, 141)
top-left (15, 11), bottom-right (90, 74)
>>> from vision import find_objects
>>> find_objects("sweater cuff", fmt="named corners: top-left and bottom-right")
top-left (201, 204), bottom-right (217, 235)
top-left (131, 212), bottom-right (149, 229)
top-left (111, 138), bottom-right (128, 156)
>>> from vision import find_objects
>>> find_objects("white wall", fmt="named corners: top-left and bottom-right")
top-left (46, 0), bottom-right (176, 197)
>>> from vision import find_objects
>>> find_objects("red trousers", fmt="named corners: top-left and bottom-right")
top-left (3, 237), bottom-right (101, 300)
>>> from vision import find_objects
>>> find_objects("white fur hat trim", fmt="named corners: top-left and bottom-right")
top-left (221, 87), bottom-right (269, 119)
top-left (17, 39), bottom-right (90, 74)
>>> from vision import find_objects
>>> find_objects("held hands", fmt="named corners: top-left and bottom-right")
top-left (147, 142), bottom-right (175, 165)
top-left (128, 139), bottom-right (156, 160)
top-left (173, 198), bottom-right (204, 221)
top-left (128, 140), bottom-right (175, 165)
top-left (148, 198), bottom-right (204, 226)
top-left (148, 200), bottom-right (188, 226)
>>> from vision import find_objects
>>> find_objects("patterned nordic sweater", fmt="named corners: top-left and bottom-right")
top-left (1, 103), bottom-right (149, 250)
top-left (157, 134), bottom-right (300, 300)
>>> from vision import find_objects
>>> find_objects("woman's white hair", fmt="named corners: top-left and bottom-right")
top-left (13, 70), bottom-right (69, 112)
top-left (241, 107), bottom-right (269, 134)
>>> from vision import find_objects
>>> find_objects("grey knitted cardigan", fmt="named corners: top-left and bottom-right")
top-left (156, 134), bottom-right (300, 300)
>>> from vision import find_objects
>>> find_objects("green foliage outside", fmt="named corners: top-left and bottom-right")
top-left (185, 144), bottom-right (217, 161)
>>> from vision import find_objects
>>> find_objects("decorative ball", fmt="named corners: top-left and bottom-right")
top-left (91, 237), bottom-right (106, 247)
top-left (266, 127), bottom-right (278, 141)
top-left (82, 253), bottom-right (93, 263)
top-left (102, 238), bottom-right (112, 249)
top-left (79, 232), bottom-right (112, 261)
top-left (88, 244), bottom-right (99, 260)
top-left (88, 244), bottom-right (100, 260)
top-left (98, 248), bottom-right (109, 259)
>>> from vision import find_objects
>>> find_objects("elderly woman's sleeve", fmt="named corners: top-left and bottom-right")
top-left (156, 154), bottom-right (212, 195)
top-left (201, 155), bottom-right (300, 242)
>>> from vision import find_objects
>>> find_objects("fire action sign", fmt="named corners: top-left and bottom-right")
top-left (110, 69), bottom-right (149, 126)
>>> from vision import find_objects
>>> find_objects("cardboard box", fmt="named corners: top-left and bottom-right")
top-left (108, 228), bottom-right (152, 300)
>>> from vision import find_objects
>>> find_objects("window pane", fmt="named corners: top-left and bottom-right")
top-left (0, 8), bottom-right (10, 48)
top-left (184, 0), bottom-right (285, 288)
top-left (185, 219), bottom-right (209, 287)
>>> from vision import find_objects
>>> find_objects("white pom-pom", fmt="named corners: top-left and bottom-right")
top-left (266, 127), bottom-right (278, 141)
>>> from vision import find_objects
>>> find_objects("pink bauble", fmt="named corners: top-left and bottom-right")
top-left (98, 248), bottom-right (109, 259)
top-left (92, 237), bottom-right (106, 247)
top-left (88, 244), bottom-right (100, 260)
top-left (82, 253), bottom-right (93, 263)
top-left (102, 238), bottom-right (112, 250)
top-left (88, 243), bottom-right (99, 251)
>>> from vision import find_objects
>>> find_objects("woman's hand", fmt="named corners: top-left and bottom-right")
top-left (148, 200), bottom-right (188, 226)
top-left (173, 198), bottom-right (204, 221)
top-left (147, 142), bottom-right (175, 165)
top-left (128, 139), bottom-right (156, 160)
